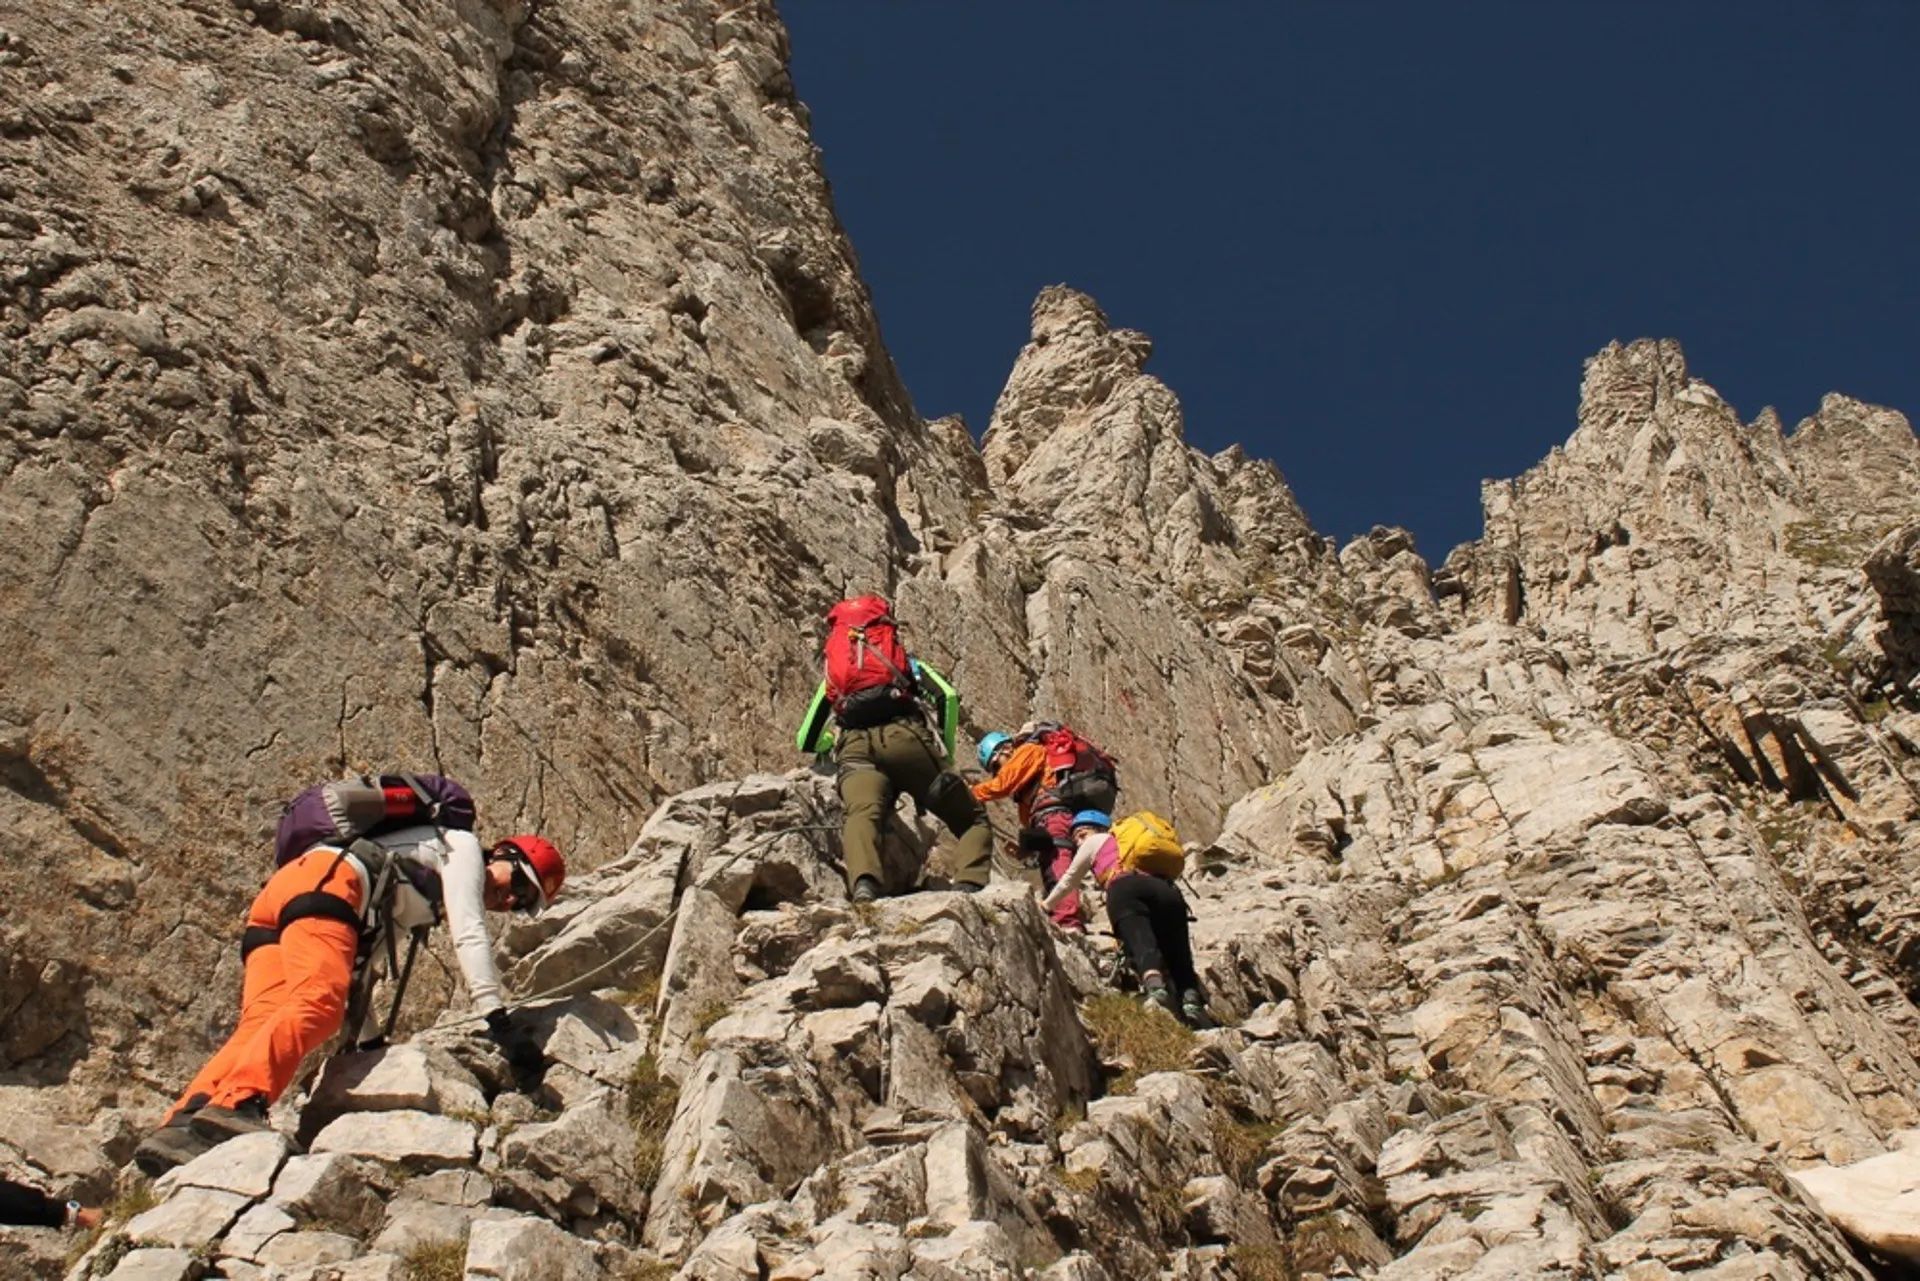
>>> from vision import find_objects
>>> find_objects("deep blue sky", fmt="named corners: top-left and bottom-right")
top-left (783, 4), bottom-right (1919, 559)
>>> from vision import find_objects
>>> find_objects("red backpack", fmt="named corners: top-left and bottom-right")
top-left (824, 596), bottom-right (916, 727)
top-left (1023, 722), bottom-right (1119, 810)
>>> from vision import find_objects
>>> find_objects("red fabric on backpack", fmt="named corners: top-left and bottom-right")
top-left (273, 774), bottom-right (475, 868)
top-left (1040, 725), bottom-right (1116, 780)
top-left (824, 596), bottom-right (911, 710)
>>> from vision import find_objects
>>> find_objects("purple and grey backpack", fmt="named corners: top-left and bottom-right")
top-left (273, 773), bottom-right (475, 867)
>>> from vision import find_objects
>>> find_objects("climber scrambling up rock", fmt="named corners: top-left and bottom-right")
top-left (974, 721), bottom-right (1119, 931)
top-left (797, 595), bottom-right (990, 902)
top-left (132, 773), bottom-right (565, 1175)
top-left (1049, 809), bottom-right (1211, 1026)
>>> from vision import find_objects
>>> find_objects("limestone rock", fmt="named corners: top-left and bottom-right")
top-left (465, 1215), bottom-right (604, 1280)
top-left (308, 1111), bottom-right (477, 1169)
top-left (253, 1228), bottom-right (362, 1270)
top-left (99, 1251), bottom-right (200, 1281)
top-left (1791, 1140), bottom-right (1920, 1263)
top-left (123, 1187), bottom-right (252, 1250)
top-left (0, 1093), bottom-right (129, 1203)
top-left (495, 1089), bottom-right (644, 1225)
top-left (153, 1132), bottom-right (287, 1201)
top-left (220, 1202), bottom-right (296, 1263)
top-left (267, 1153), bottom-right (388, 1236)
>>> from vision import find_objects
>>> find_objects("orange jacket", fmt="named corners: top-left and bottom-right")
top-left (972, 742), bottom-right (1049, 824)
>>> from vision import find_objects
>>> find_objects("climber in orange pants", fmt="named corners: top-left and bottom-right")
top-left (162, 849), bottom-right (364, 1125)
top-left (133, 820), bottom-right (566, 1176)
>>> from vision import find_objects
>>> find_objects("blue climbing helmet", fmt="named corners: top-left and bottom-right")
top-left (1070, 810), bottom-right (1112, 831)
top-left (977, 731), bottom-right (1012, 771)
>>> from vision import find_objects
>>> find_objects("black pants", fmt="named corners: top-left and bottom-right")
top-left (1105, 873), bottom-right (1198, 992)
top-left (0, 1176), bottom-right (64, 1227)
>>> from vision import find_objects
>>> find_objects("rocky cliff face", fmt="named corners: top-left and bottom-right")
top-left (7, 2), bottom-right (1920, 1279)
top-left (0, 0), bottom-right (1360, 1097)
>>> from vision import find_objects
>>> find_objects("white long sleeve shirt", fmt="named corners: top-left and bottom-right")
top-left (1042, 831), bottom-right (1114, 913)
top-left (332, 824), bottom-right (504, 1015)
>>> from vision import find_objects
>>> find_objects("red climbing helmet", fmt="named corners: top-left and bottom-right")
top-left (492, 834), bottom-right (566, 911)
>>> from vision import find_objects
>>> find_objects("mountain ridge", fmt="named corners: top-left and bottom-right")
top-left (5, 2), bottom-right (1920, 1278)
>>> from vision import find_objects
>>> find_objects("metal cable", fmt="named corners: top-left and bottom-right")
top-left (436, 819), bottom-right (841, 1030)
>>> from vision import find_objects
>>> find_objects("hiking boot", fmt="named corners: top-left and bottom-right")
top-left (189, 1096), bottom-right (272, 1145)
top-left (1179, 989), bottom-right (1213, 1028)
top-left (1142, 983), bottom-right (1179, 1018)
top-left (133, 1123), bottom-right (214, 1176)
top-left (850, 875), bottom-right (882, 905)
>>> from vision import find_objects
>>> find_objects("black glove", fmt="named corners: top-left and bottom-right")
top-left (484, 1008), bottom-right (545, 1076)
top-left (1018, 827), bottom-right (1055, 864)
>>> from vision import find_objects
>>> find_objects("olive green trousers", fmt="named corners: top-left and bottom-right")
top-left (836, 718), bottom-right (991, 891)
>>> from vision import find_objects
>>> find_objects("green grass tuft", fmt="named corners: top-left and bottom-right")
top-left (628, 1054), bottom-right (681, 1187)
top-left (1081, 992), bottom-right (1196, 1093)
top-left (1785, 519), bottom-right (1880, 570)
top-left (613, 974), bottom-right (662, 1011)
top-left (403, 1238), bottom-right (467, 1281)
top-left (1058, 1166), bottom-right (1100, 1194)
top-left (1212, 1112), bottom-right (1285, 1184)
top-left (108, 1182), bottom-right (156, 1222)
top-left (1225, 1242), bottom-right (1295, 1281)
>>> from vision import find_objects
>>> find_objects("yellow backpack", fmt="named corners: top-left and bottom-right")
top-left (1113, 811), bottom-right (1185, 878)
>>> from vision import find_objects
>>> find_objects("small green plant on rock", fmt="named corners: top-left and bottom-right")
top-left (1081, 992), bottom-right (1196, 1093)
top-left (402, 1238), bottom-right (467, 1281)
top-left (628, 1053), bottom-right (681, 1186)
top-left (1212, 1112), bottom-right (1285, 1184)
top-left (1785, 519), bottom-right (1879, 570)
top-left (1754, 807), bottom-right (1812, 853)
top-left (107, 1182), bottom-right (156, 1222)
top-left (685, 997), bottom-right (732, 1055)
top-left (1225, 1242), bottom-right (1295, 1281)
top-left (614, 974), bottom-right (662, 1011)
top-left (1058, 1166), bottom-right (1100, 1194)
top-left (70, 1181), bottom-right (158, 1273)
top-left (810, 1163), bottom-right (847, 1216)
top-left (1142, 1178), bottom-right (1188, 1241)
top-left (1287, 1212), bottom-right (1387, 1274)
top-left (68, 1231), bottom-right (122, 1277)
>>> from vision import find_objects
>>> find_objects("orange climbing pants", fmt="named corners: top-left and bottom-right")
top-left (165, 849), bottom-right (363, 1120)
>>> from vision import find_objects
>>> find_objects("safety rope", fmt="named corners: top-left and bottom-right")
top-left (445, 793), bottom-right (1043, 1034)
top-left (434, 819), bottom-right (841, 1032)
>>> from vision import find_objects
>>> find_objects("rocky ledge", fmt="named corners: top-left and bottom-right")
top-left (11, 750), bottom-right (1913, 1280)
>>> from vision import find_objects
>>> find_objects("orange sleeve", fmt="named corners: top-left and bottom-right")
top-left (972, 742), bottom-right (1047, 803)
